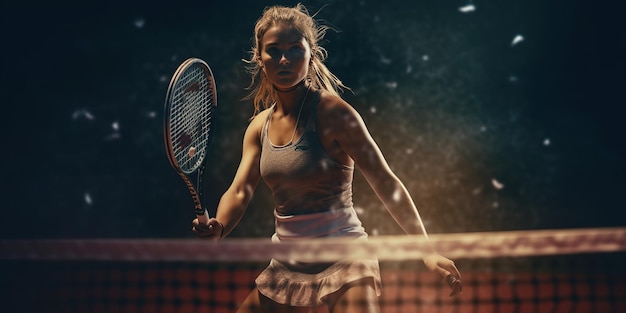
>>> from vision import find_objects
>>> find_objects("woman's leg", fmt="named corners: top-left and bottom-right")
top-left (236, 289), bottom-right (262, 313)
top-left (326, 278), bottom-right (380, 313)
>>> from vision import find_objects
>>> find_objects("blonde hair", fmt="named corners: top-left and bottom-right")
top-left (243, 3), bottom-right (350, 117)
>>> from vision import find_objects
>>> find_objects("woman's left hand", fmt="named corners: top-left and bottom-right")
top-left (423, 253), bottom-right (462, 297)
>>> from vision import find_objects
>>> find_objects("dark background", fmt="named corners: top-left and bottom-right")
top-left (1, 0), bottom-right (624, 239)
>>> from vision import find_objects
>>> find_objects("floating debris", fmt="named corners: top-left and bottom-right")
top-left (511, 34), bottom-right (524, 46)
top-left (459, 4), bottom-right (476, 13)
top-left (491, 178), bottom-right (505, 190)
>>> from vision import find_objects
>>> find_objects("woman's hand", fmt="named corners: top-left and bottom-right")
top-left (423, 253), bottom-right (463, 297)
top-left (192, 218), bottom-right (224, 240)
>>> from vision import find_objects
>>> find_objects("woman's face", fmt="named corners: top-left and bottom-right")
top-left (258, 23), bottom-right (311, 91)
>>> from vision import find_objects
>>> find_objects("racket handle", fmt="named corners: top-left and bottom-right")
top-left (197, 208), bottom-right (209, 225)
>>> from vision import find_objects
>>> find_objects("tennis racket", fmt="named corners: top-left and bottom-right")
top-left (163, 57), bottom-right (217, 225)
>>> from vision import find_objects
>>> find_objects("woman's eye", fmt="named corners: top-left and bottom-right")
top-left (267, 48), bottom-right (280, 56)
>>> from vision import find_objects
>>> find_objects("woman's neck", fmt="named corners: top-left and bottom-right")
top-left (273, 78), bottom-right (305, 93)
top-left (275, 81), bottom-right (310, 115)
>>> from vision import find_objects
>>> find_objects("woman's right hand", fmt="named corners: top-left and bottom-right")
top-left (192, 218), bottom-right (224, 240)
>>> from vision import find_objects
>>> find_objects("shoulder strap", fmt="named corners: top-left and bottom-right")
top-left (260, 104), bottom-right (275, 145)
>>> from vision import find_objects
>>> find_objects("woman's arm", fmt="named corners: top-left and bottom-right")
top-left (192, 113), bottom-right (264, 240)
top-left (319, 97), bottom-right (426, 235)
top-left (319, 95), bottom-right (462, 296)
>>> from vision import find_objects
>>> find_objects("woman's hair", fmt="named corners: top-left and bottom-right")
top-left (243, 3), bottom-right (349, 117)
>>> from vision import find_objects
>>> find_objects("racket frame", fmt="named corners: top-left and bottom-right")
top-left (163, 58), bottom-right (217, 225)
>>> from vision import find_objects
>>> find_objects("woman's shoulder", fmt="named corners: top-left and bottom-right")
top-left (246, 106), bottom-right (272, 137)
top-left (317, 90), bottom-right (350, 110)
top-left (316, 90), bottom-right (359, 120)
top-left (251, 106), bottom-right (272, 122)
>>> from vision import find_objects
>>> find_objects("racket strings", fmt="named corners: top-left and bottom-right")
top-left (169, 64), bottom-right (216, 173)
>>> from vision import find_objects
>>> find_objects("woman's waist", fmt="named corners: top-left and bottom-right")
top-left (272, 187), bottom-right (354, 216)
top-left (273, 206), bottom-right (366, 241)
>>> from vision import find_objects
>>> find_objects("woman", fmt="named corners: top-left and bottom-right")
top-left (192, 4), bottom-right (462, 313)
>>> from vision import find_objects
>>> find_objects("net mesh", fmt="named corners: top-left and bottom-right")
top-left (2, 228), bottom-right (625, 313)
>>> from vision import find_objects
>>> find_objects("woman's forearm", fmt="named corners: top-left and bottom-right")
top-left (215, 184), bottom-right (254, 238)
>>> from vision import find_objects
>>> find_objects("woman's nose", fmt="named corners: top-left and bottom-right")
top-left (279, 54), bottom-right (289, 65)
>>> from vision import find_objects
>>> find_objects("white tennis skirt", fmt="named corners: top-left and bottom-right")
top-left (255, 257), bottom-right (382, 307)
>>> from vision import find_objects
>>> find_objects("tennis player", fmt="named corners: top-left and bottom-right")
top-left (192, 4), bottom-right (462, 312)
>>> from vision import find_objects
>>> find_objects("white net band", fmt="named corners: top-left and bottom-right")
top-left (2, 227), bottom-right (624, 262)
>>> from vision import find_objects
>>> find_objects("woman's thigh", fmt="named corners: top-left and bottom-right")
top-left (325, 278), bottom-right (380, 313)
top-left (236, 290), bottom-right (262, 313)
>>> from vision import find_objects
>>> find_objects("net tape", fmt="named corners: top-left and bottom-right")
top-left (2, 227), bottom-right (624, 262)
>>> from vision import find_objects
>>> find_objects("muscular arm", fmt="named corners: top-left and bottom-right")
top-left (193, 113), bottom-right (264, 239)
top-left (320, 95), bottom-right (462, 296)
top-left (214, 118), bottom-right (262, 237)
top-left (320, 97), bottom-right (428, 237)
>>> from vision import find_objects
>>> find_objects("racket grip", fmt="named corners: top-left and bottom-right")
top-left (197, 208), bottom-right (209, 225)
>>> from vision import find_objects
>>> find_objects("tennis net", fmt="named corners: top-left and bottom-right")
top-left (1, 227), bottom-right (625, 313)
